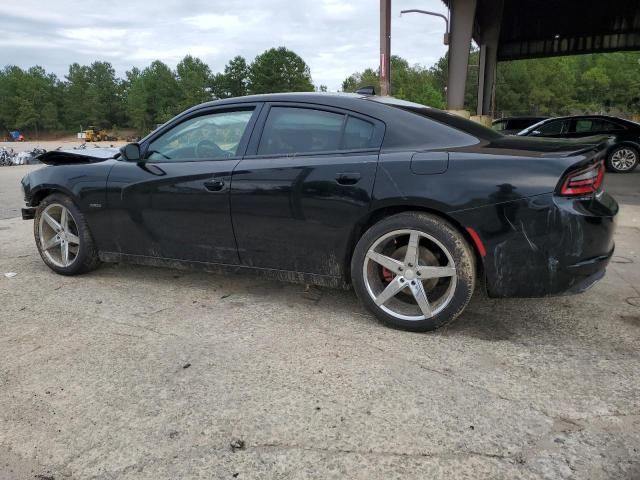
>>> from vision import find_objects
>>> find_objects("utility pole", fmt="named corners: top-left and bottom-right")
top-left (380, 0), bottom-right (391, 96)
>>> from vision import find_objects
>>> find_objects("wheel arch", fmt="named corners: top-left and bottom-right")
top-left (29, 186), bottom-right (76, 207)
top-left (345, 204), bottom-right (486, 282)
top-left (607, 141), bottom-right (640, 157)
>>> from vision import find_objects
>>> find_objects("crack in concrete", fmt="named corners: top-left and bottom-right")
top-left (110, 320), bottom-right (177, 337)
top-left (244, 442), bottom-right (517, 462)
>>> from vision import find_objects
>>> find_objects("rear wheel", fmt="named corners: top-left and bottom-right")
top-left (351, 212), bottom-right (476, 332)
top-left (34, 193), bottom-right (100, 275)
top-left (606, 146), bottom-right (638, 173)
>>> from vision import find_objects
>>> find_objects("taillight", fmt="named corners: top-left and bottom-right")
top-left (559, 161), bottom-right (604, 196)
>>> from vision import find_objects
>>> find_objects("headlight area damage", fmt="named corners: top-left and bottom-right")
top-left (20, 147), bottom-right (121, 220)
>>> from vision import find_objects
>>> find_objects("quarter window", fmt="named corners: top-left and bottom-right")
top-left (258, 107), bottom-right (345, 155)
top-left (575, 119), bottom-right (594, 133)
top-left (343, 116), bottom-right (375, 149)
top-left (145, 109), bottom-right (254, 162)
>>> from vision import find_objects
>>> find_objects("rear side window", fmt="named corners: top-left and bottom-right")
top-left (258, 107), bottom-right (344, 155)
top-left (592, 119), bottom-right (623, 132)
top-left (257, 107), bottom-right (379, 156)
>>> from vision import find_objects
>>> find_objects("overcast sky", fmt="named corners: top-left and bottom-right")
top-left (0, 0), bottom-right (450, 90)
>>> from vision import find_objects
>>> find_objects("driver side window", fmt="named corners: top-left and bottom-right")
top-left (145, 109), bottom-right (254, 162)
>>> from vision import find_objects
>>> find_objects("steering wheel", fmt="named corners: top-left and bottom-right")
top-left (195, 140), bottom-right (230, 159)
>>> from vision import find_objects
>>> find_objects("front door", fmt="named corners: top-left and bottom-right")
top-left (106, 105), bottom-right (259, 264)
top-left (230, 104), bottom-right (383, 277)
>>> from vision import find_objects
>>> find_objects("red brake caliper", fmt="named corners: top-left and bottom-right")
top-left (381, 267), bottom-right (394, 283)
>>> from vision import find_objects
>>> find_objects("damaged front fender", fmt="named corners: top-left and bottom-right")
top-left (36, 147), bottom-right (120, 166)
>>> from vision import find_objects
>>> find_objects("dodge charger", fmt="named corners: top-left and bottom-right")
top-left (21, 93), bottom-right (618, 331)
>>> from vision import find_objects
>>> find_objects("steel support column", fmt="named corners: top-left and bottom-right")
top-left (447, 0), bottom-right (477, 110)
top-left (477, 0), bottom-right (503, 115)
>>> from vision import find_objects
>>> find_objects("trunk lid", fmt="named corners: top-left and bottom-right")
top-left (486, 134), bottom-right (612, 158)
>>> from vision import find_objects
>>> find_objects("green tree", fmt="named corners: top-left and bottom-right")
top-left (64, 63), bottom-right (91, 129)
top-left (428, 49), bottom-right (478, 111)
top-left (0, 66), bottom-right (63, 137)
top-left (0, 66), bottom-right (25, 132)
top-left (248, 47), bottom-right (314, 94)
top-left (125, 67), bottom-right (149, 132)
top-left (223, 56), bottom-right (249, 98)
top-left (86, 61), bottom-right (122, 127)
top-left (126, 61), bottom-right (180, 132)
top-left (176, 55), bottom-right (213, 110)
top-left (342, 56), bottom-right (445, 108)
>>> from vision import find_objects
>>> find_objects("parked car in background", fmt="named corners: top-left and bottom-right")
top-left (492, 116), bottom-right (548, 135)
top-left (518, 115), bottom-right (640, 173)
top-left (20, 93), bottom-right (618, 332)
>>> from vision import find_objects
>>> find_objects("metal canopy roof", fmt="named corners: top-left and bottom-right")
top-left (444, 0), bottom-right (640, 61)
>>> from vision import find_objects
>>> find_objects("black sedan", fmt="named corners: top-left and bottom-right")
top-left (518, 115), bottom-right (640, 173)
top-left (21, 93), bottom-right (618, 332)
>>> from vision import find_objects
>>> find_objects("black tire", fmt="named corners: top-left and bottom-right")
top-left (34, 193), bottom-right (100, 275)
top-left (351, 212), bottom-right (476, 332)
top-left (606, 145), bottom-right (639, 173)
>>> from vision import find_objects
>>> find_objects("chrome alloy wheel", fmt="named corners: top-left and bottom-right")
top-left (611, 148), bottom-right (637, 171)
top-left (38, 203), bottom-right (80, 268)
top-left (362, 229), bottom-right (457, 321)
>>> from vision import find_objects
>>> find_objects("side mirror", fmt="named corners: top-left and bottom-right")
top-left (122, 143), bottom-right (141, 161)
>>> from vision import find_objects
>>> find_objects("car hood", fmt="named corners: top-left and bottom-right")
top-left (485, 134), bottom-right (613, 157)
top-left (37, 147), bottom-right (121, 165)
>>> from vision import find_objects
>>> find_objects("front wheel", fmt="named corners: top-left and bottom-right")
top-left (351, 212), bottom-right (476, 332)
top-left (34, 193), bottom-right (100, 275)
top-left (606, 146), bottom-right (638, 173)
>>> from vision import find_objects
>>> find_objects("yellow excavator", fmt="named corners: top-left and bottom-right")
top-left (79, 126), bottom-right (115, 142)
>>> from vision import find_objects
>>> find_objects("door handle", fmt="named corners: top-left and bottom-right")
top-left (335, 172), bottom-right (361, 185)
top-left (203, 179), bottom-right (225, 191)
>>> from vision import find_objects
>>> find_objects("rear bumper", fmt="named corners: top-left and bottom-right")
top-left (22, 207), bottom-right (35, 220)
top-left (453, 191), bottom-right (618, 298)
top-left (563, 267), bottom-right (607, 295)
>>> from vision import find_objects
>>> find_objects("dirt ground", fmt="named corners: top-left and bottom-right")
top-left (1, 163), bottom-right (639, 479)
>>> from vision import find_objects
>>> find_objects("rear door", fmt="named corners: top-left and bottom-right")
top-left (230, 103), bottom-right (384, 277)
top-left (106, 104), bottom-right (260, 264)
top-left (569, 117), bottom-right (626, 138)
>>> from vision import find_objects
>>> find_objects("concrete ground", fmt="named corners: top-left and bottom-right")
top-left (1, 163), bottom-right (639, 480)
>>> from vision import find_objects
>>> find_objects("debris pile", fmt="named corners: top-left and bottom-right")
top-left (0, 147), bottom-right (45, 166)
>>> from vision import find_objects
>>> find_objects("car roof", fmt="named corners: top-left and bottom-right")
top-left (535, 114), bottom-right (639, 129)
top-left (494, 116), bottom-right (548, 122)
top-left (192, 92), bottom-right (367, 109)
top-left (538, 114), bottom-right (627, 122)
